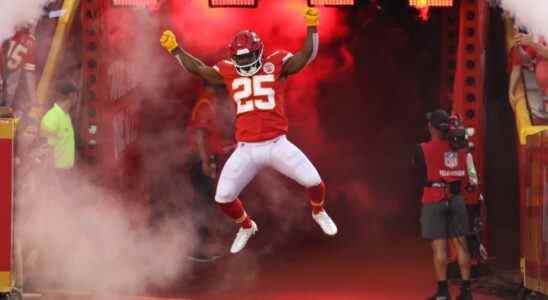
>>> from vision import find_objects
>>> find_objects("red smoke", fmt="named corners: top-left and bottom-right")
top-left (168, 0), bottom-right (354, 144)
top-left (169, 0), bottom-right (348, 56)
top-left (165, 0), bottom-right (360, 247)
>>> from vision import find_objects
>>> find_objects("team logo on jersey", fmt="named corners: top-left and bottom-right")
top-left (263, 62), bottom-right (275, 74)
top-left (444, 151), bottom-right (458, 168)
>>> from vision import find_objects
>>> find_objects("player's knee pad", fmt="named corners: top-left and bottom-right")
top-left (214, 182), bottom-right (237, 204)
top-left (295, 164), bottom-right (322, 188)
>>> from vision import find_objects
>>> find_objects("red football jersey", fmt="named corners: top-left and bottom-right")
top-left (509, 43), bottom-right (548, 94)
top-left (536, 60), bottom-right (548, 95)
top-left (0, 30), bottom-right (36, 105)
top-left (509, 45), bottom-right (537, 70)
top-left (534, 39), bottom-right (548, 95)
top-left (1, 30), bottom-right (36, 74)
top-left (189, 89), bottom-right (223, 155)
top-left (213, 50), bottom-right (293, 142)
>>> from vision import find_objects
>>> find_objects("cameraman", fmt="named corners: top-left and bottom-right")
top-left (413, 109), bottom-right (474, 300)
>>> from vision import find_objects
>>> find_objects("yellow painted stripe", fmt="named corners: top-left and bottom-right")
top-left (235, 211), bottom-right (248, 224)
top-left (0, 118), bottom-right (15, 139)
top-left (0, 272), bottom-right (11, 292)
top-left (310, 200), bottom-right (325, 207)
top-left (504, 17), bottom-right (548, 144)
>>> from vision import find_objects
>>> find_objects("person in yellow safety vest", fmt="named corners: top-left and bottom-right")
top-left (39, 81), bottom-right (77, 174)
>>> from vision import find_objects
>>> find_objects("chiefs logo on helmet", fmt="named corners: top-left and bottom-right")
top-left (229, 30), bottom-right (264, 77)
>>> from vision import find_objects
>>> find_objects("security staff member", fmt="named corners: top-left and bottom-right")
top-left (413, 109), bottom-right (473, 300)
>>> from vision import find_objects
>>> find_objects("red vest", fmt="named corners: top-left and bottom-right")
top-left (420, 139), bottom-right (467, 204)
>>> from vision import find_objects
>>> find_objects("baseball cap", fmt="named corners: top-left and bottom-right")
top-left (426, 109), bottom-right (450, 130)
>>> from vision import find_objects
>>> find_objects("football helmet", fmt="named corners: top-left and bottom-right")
top-left (229, 30), bottom-right (263, 77)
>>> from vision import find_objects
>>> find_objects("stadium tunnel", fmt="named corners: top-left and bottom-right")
top-left (0, 0), bottom-right (546, 299)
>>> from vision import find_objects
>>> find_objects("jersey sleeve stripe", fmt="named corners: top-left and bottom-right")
top-left (212, 65), bottom-right (220, 73)
top-left (266, 51), bottom-right (280, 59)
top-left (282, 53), bottom-right (294, 63)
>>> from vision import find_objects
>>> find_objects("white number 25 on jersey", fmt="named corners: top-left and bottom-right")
top-left (232, 74), bottom-right (275, 114)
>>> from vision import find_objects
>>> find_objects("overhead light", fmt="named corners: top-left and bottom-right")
top-left (112, 0), bottom-right (158, 7)
top-left (209, 0), bottom-right (257, 7)
top-left (308, 0), bottom-right (355, 6)
top-left (409, 0), bottom-right (453, 7)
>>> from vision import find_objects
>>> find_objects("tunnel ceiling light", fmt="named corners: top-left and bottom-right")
top-left (409, 0), bottom-right (453, 7)
top-left (308, 0), bottom-right (355, 6)
top-left (209, 0), bottom-right (257, 7)
top-left (112, 0), bottom-right (158, 6)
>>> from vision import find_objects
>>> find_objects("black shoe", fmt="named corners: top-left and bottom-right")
top-left (456, 289), bottom-right (473, 300)
top-left (427, 291), bottom-right (450, 300)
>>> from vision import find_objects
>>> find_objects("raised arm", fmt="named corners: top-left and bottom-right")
top-left (508, 64), bottom-right (522, 111)
top-left (281, 8), bottom-right (320, 77)
top-left (160, 30), bottom-right (224, 85)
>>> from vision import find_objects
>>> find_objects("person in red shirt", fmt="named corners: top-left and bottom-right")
top-left (1, 26), bottom-right (38, 117)
top-left (414, 110), bottom-right (475, 300)
top-left (188, 83), bottom-right (234, 258)
top-left (189, 83), bottom-right (229, 179)
top-left (161, 8), bottom-right (337, 254)
top-left (509, 31), bottom-right (548, 111)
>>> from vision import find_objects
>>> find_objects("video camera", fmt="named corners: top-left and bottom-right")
top-left (444, 114), bottom-right (470, 151)
top-left (428, 109), bottom-right (473, 151)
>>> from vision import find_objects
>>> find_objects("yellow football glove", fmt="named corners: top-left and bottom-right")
top-left (160, 30), bottom-right (179, 53)
top-left (304, 7), bottom-right (320, 27)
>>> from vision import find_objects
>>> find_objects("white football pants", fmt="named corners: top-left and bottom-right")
top-left (214, 135), bottom-right (322, 204)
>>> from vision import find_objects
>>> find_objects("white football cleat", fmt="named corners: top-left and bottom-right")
top-left (312, 210), bottom-right (338, 236)
top-left (230, 221), bottom-right (258, 254)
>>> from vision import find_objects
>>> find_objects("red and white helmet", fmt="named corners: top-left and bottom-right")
top-left (228, 30), bottom-right (264, 77)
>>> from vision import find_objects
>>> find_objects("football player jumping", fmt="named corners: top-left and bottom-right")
top-left (160, 7), bottom-right (338, 254)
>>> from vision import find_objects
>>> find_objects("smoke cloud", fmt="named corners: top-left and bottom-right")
top-left (12, 3), bottom-right (199, 295)
top-left (12, 1), bottom-right (430, 297)
top-left (0, 0), bottom-right (52, 42)
top-left (16, 169), bottom-right (196, 294)
top-left (498, 0), bottom-right (548, 40)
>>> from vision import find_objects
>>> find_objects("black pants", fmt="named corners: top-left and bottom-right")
top-left (189, 159), bottom-right (215, 204)
top-left (421, 195), bottom-right (469, 240)
top-left (189, 159), bottom-right (216, 244)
